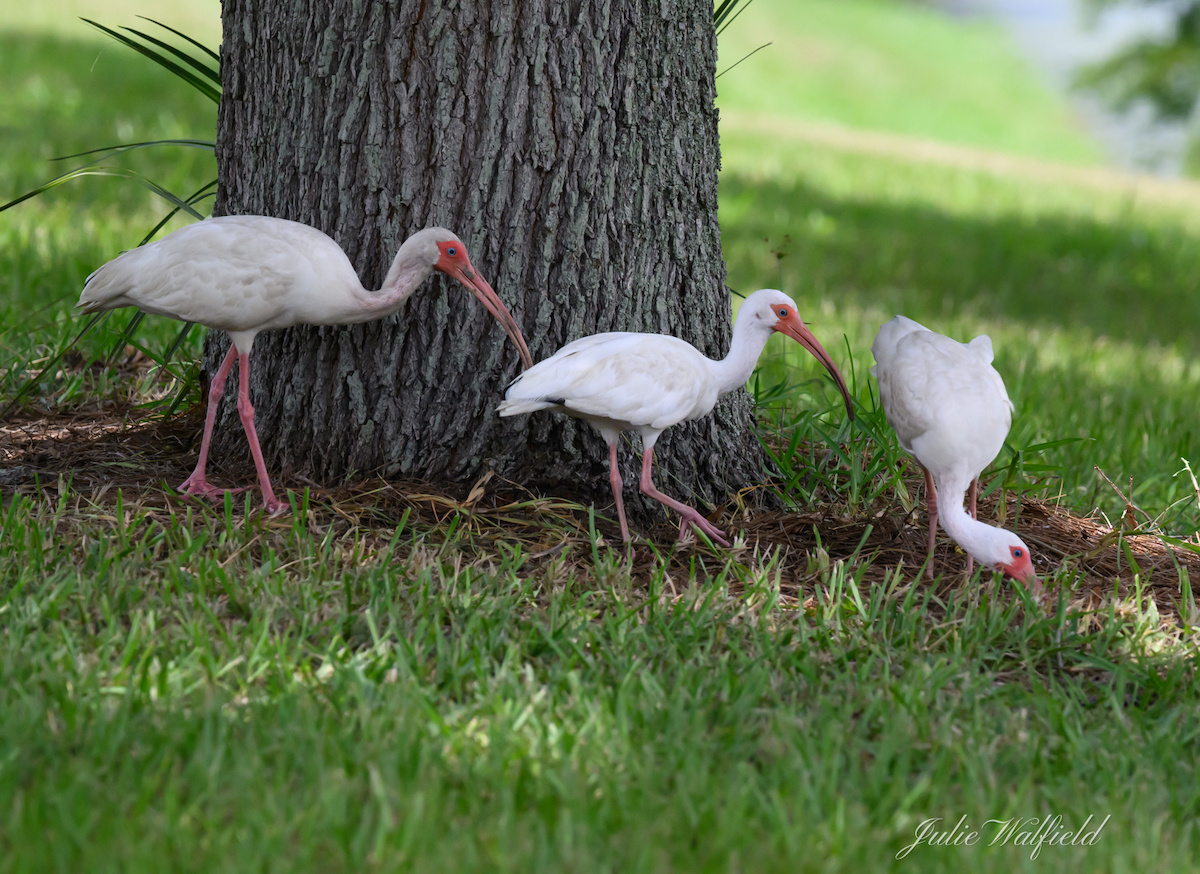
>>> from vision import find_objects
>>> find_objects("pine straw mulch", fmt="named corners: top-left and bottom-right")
top-left (3, 407), bottom-right (1200, 630)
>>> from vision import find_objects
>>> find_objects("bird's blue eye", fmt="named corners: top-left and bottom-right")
top-left (1013, 548), bottom-right (1023, 558)
top-left (447, 247), bottom-right (457, 256)
top-left (777, 307), bottom-right (788, 318)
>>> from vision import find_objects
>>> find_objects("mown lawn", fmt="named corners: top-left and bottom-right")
top-left (2, 1), bottom-right (1200, 871)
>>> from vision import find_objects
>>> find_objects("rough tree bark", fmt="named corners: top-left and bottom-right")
top-left (210, 0), bottom-right (768, 521)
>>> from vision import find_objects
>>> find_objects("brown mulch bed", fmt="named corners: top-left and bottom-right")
top-left (3, 408), bottom-right (1199, 625)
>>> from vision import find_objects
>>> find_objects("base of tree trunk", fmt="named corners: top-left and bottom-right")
top-left (210, 0), bottom-right (764, 508)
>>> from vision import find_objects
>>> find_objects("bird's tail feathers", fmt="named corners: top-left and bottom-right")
top-left (966, 334), bottom-right (994, 363)
top-left (76, 260), bottom-right (130, 312)
top-left (497, 397), bottom-right (559, 417)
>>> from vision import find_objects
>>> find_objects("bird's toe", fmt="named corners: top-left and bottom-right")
top-left (678, 515), bottom-right (730, 548)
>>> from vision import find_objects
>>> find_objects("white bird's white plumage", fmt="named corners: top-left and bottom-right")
top-left (501, 290), bottom-right (817, 442)
top-left (80, 218), bottom-right (453, 351)
top-left (78, 215), bottom-right (532, 513)
top-left (500, 289), bottom-right (853, 545)
top-left (500, 332), bottom-right (720, 436)
top-left (871, 315), bottom-right (1035, 585)
top-left (871, 315), bottom-right (1012, 489)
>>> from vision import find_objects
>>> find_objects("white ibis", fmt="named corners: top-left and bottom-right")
top-left (870, 315), bottom-right (1036, 586)
top-left (498, 288), bottom-right (853, 546)
top-left (79, 216), bottom-right (534, 513)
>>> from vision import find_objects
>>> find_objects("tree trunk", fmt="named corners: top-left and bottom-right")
top-left (211, 0), bottom-right (767, 521)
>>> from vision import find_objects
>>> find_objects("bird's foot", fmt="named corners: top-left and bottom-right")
top-left (176, 474), bottom-right (283, 513)
top-left (177, 474), bottom-right (247, 502)
top-left (178, 478), bottom-right (285, 516)
top-left (676, 513), bottom-right (731, 548)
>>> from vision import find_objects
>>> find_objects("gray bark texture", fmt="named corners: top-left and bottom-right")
top-left (209, 0), bottom-right (768, 522)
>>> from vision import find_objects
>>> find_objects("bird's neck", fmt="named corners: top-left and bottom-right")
top-left (344, 246), bottom-right (436, 324)
top-left (936, 481), bottom-right (1011, 568)
top-left (708, 315), bottom-right (775, 397)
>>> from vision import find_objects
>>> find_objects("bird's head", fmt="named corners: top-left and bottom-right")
top-left (742, 289), bottom-right (854, 421)
top-left (980, 531), bottom-right (1037, 587)
top-left (411, 228), bottom-right (533, 369)
top-left (430, 232), bottom-right (474, 281)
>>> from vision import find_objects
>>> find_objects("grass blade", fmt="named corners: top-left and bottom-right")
top-left (137, 179), bottom-right (218, 245)
top-left (118, 24), bottom-right (221, 89)
top-left (53, 140), bottom-right (215, 162)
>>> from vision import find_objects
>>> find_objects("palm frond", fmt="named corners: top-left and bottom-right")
top-left (135, 15), bottom-right (221, 69)
top-left (714, 0), bottom-right (756, 35)
top-left (81, 18), bottom-right (221, 104)
top-left (1, 167), bottom-right (210, 219)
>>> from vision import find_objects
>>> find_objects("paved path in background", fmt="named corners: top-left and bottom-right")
top-left (942, 0), bottom-right (1187, 175)
top-left (720, 109), bottom-right (1200, 207)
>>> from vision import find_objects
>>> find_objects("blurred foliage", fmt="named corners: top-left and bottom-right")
top-left (1078, 1), bottom-right (1200, 171)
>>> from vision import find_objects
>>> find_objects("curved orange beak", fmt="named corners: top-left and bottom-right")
top-left (774, 314), bottom-right (854, 420)
top-left (444, 258), bottom-right (534, 370)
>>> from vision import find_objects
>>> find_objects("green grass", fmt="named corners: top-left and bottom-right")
top-left (713, 0), bottom-right (1200, 532)
top-left (721, 132), bottom-right (1200, 532)
top-left (716, 0), bottom-right (1103, 164)
top-left (3, 1), bottom-right (1200, 871)
top-left (3, 487), bottom-right (1198, 871)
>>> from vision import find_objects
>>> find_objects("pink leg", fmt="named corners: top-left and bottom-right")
top-left (965, 478), bottom-right (978, 575)
top-left (639, 447), bottom-right (730, 547)
top-left (179, 346), bottom-right (240, 500)
top-left (234, 352), bottom-right (283, 514)
top-left (924, 466), bottom-right (938, 581)
top-left (608, 441), bottom-right (630, 543)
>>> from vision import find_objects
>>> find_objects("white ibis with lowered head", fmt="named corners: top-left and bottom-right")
top-left (79, 216), bottom-right (534, 513)
top-left (870, 315), bottom-right (1036, 586)
top-left (498, 288), bottom-right (854, 546)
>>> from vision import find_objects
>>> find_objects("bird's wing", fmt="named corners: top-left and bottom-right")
top-left (877, 329), bottom-right (1013, 474)
top-left (503, 332), bottom-right (713, 430)
top-left (77, 217), bottom-right (357, 333)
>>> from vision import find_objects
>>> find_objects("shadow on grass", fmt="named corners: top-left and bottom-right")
top-left (721, 171), bottom-right (1200, 353)
top-left (723, 168), bottom-right (1200, 531)
top-left (3, 404), bottom-right (1199, 614)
